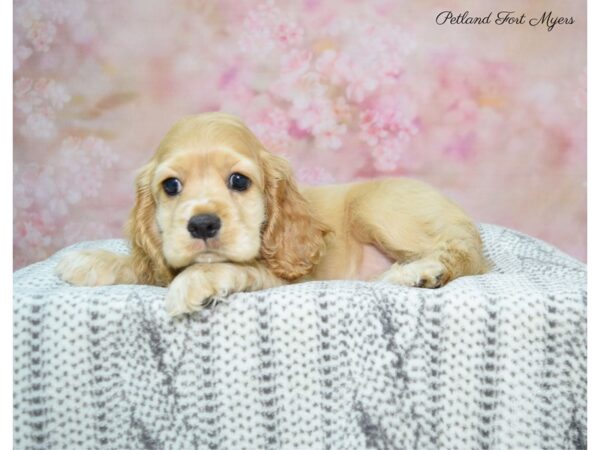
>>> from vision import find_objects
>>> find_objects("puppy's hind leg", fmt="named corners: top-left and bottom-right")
top-left (379, 255), bottom-right (448, 288)
top-left (348, 179), bottom-right (488, 289)
top-left (375, 229), bottom-right (488, 289)
top-left (55, 249), bottom-right (138, 286)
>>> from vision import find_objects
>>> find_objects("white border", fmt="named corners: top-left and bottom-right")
top-left (2, 0), bottom-right (14, 447)
top-left (586, 0), bottom-right (596, 447)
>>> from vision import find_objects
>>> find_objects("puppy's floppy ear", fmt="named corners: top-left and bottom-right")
top-left (126, 161), bottom-right (175, 286)
top-left (260, 151), bottom-right (331, 281)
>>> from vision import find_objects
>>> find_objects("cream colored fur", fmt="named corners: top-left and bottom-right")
top-left (56, 112), bottom-right (488, 316)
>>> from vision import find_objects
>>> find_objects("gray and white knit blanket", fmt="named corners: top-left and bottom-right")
top-left (13, 224), bottom-right (587, 450)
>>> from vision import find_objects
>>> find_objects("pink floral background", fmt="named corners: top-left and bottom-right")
top-left (13, 0), bottom-right (587, 268)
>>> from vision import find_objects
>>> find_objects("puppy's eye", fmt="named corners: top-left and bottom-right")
top-left (228, 173), bottom-right (251, 192)
top-left (162, 177), bottom-right (182, 196)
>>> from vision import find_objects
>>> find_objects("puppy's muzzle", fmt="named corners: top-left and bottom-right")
top-left (187, 214), bottom-right (221, 239)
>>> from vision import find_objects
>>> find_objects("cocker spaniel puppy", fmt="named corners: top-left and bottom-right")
top-left (56, 112), bottom-right (488, 316)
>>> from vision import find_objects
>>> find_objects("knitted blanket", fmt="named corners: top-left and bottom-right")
top-left (13, 224), bottom-right (587, 450)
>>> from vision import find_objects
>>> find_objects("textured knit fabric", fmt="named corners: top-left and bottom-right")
top-left (13, 224), bottom-right (587, 450)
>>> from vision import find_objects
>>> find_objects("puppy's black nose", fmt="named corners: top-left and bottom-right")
top-left (187, 214), bottom-right (221, 239)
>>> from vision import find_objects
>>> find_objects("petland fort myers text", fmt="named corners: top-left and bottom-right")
top-left (436, 11), bottom-right (574, 32)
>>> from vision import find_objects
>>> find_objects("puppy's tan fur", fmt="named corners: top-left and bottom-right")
top-left (56, 112), bottom-right (488, 316)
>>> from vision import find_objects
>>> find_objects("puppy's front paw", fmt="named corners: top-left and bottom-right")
top-left (165, 269), bottom-right (218, 317)
top-left (379, 259), bottom-right (449, 289)
top-left (55, 250), bottom-right (132, 286)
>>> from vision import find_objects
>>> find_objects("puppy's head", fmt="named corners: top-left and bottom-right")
top-left (128, 112), bottom-right (330, 285)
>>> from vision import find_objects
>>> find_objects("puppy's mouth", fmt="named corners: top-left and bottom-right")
top-left (188, 238), bottom-right (229, 263)
top-left (189, 236), bottom-right (221, 250)
top-left (193, 251), bottom-right (228, 264)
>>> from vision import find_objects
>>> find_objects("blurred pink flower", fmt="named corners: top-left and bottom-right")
top-left (58, 136), bottom-right (118, 170)
top-left (314, 122), bottom-right (347, 150)
top-left (371, 133), bottom-right (415, 172)
top-left (44, 80), bottom-right (71, 109)
top-left (14, 77), bottom-right (70, 140)
top-left (249, 108), bottom-right (293, 153)
top-left (14, 137), bottom-right (118, 244)
top-left (296, 166), bottom-right (336, 185)
top-left (21, 113), bottom-right (56, 140)
top-left (20, 221), bottom-right (52, 247)
top-left (359, 106), bottom-right (418, 147)
top-left (239, 3), bottom-right (304, 56)
top-left (13, 35), bottom-right (33, 71)
top-left (280, 49), bottom-right (312, 80)
top-left (27, 20), bottom-right (57, 52)
top-left (14, 77), bottom-right (33, 98)
top-left (292, 96), bottom-right (333, 132)
top-left (321, 18), bottom-right (414, 101)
